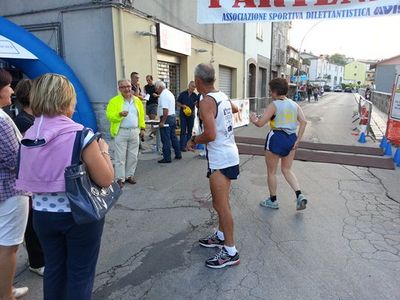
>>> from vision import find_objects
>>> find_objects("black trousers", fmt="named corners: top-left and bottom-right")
top-left (24, 199), bottom-right (45, 268)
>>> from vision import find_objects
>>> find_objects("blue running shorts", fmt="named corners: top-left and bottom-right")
top-left (265, 130), bottom-right (297, 157)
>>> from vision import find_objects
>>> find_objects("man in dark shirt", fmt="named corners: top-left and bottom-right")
top-left (177, 81), bottom-right (198, 151)
top-left (130, 72), bottom-right (143, 100)
top-left (144, 75), bottom-right (159, 120)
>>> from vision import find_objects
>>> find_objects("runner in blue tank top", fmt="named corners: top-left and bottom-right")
top-left (250, 78), bottom-right (308, 211)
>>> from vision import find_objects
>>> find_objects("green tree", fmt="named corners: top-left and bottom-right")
top-left (302, 58), bottom-right (311, 66)
top-left (330, 53), bottom-right (347, 66)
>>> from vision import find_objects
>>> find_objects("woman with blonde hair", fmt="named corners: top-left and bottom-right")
top-left (250, 78), bottom-right (308, 211)
top-left (0, 69), bottom-right (29, 300)
top-left (16, 73), bottom-right (114, 299)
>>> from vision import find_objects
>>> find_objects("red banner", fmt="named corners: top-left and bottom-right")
top-left (386, 74), bottom-right (400, 146)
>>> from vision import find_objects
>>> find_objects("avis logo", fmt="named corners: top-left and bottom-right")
top-left (374, 5), bottom-right (400, 15)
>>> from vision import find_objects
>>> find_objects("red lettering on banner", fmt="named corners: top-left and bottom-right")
top-left (259, 0), bottom-right (272, 7)
top-left (259, 0), bottom-right (285, 7)
top-left (232, 0), bottom-right (257, 8)
top-left (293, 0), bottom-right (307, 6)
top-left (208, 0), bottom-right (221, 8)
top-left (339, 0), bottom-right (372, 3)
top-left (315, 0), bottom-right (373, 5)
top-left (274, 0), bottom-right (285, 6)
top-left (209, 0), bottom-right (376, 9)
top-left (315, 0), bottom-right (338, 5)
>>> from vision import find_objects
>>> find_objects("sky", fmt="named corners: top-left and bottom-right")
top-left (289, 15), bottom-right (400, 61)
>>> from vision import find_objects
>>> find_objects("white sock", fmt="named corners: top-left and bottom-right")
top-left (216, 230), bottom-right (225, 241)
top-left (224, 245), bottom-right (237, 256)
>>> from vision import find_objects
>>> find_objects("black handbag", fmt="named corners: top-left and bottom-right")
top-left (65, 128), bottom-right (122, 224)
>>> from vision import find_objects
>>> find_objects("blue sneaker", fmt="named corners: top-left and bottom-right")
top-left (296, 194), bottom-right (307, 210)
top-left (260, 197), bottom-right (279, 209)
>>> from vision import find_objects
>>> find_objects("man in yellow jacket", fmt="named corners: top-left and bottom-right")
top-left (106, 79), bottom-right (145, 188)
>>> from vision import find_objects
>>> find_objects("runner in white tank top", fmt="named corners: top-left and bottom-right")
top-left (188, 63), bottom-right (240, 269)
top-left (201, 91), bottom-right (239, 170)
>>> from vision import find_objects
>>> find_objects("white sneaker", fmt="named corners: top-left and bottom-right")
top-left (260, 197), bottom-right (279, 209)
top-left (29, 266), bottom-right (45, 276)
top-left (296, 193), bottom-right (308, 211)
top-left (12, 287), bottom-right (29, 299)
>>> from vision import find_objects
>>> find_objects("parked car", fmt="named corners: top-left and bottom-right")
top-left (323, 85), bottom-right (331, 92)
top-left (334, 86), bottom-right (342, 92)
top-left (344, 86), bottom-right (353, 93)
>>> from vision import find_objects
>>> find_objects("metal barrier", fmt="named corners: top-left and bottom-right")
top-left (355, 94), bottom-right (374, 140)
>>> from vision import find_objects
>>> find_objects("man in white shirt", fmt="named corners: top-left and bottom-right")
top-left (154, 81), bottom-right (181, 163)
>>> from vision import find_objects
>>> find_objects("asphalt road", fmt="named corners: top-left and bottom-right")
top-left (14, 92), bottom-right (400, 299)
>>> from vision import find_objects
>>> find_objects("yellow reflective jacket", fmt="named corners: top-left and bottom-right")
top-left (106, 94), bottom-right (146, 137)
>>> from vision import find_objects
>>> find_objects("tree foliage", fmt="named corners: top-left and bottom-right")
top-left (329, 53), bottom-right (347, 66)
top-left (302, 58), bottom-right (311, 66)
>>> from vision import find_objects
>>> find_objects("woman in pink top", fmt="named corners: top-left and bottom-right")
top-left (17, 74), bottom-right (114, 300)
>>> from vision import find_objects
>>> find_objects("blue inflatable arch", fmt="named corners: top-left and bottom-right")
top-left (0, 16), bottom-right (97, 131)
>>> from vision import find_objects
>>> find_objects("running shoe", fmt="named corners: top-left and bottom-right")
top-left (29, 266), bottom-right (44, 277)
top-left (12, 287), bottom-right (29, 299)
top-left (205, 247), bottom-right (240, 269)
top-left (260, 197), bottom-right (279, 209)
top-left (296, 193), bottom-right (308, 211)
top-left (199, 232), bottom-right (224, 248)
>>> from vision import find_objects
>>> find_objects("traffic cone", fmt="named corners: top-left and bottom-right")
top-left (393, 148), bottom-right (400, 164)
top-left (384, 141), bottom-right (392, 156)
top-left (379, 136), bottom-right (388, 149)
top-left (358, 132), bottom-right (366, 143)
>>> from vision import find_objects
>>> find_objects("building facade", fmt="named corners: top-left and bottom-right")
top-left (287, 45), bottom-right (309, 85)
top-left (270, 22), bottom-right (290, 80)
top-left (373, 55), bottom-right (400, 93)
top-left (244, 22), bottom-right (272, 99)
top-left (302, 53), bottom-right (344, 88)
top-left (0, 0), bottom-right (246, 133)
top-left (344, 60), bottom-right (367, 85)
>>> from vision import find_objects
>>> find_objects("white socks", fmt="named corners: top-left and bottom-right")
top-left (215, 230), bottom-right (237, 255)
top-left (216, 230), bottom-right (225, 241)
top-left (224, 245), bottom-right (238, 256)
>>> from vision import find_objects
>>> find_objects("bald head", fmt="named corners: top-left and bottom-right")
top-left (194, 63), bottom-right (215, 85)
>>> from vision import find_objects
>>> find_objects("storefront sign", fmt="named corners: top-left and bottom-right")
top-left (157, 23), bottom-right (191, 56)
top-left (232, 99), bottom-right (250, 128)
top-left (387, 74), bottom-right (400, 145)
top-left (197, 0), bottom-right (400, 23)
top-left (0, 35), bottom-right (37, 59)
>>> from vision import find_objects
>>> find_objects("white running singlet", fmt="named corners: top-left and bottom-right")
top-left (200, 91), bottom-right (239, 170)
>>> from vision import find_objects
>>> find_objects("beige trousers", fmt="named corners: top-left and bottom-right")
top-left (114, 128), bottom-right (140, 181)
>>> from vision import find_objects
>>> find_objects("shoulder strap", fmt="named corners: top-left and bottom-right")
top-left (206, 95), bottom-right (221, 119)
top-left (71, 130), bottom-right (83, 165)
top-left (71, 128), bottom-right (100, 165)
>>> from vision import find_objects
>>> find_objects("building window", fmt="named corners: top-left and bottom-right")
top-left (256, 23), bottom-right (263, 41)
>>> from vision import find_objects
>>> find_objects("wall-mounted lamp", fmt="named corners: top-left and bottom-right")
top-left (192, 48), bottom-right (208, 53)
top-left (136, 31), bottom-right (157, 37)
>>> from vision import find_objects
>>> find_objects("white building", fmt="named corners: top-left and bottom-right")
top-left (244, 23), bottom-right (272, 99)
top-left (302, 53), bottom-right (344, 88)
